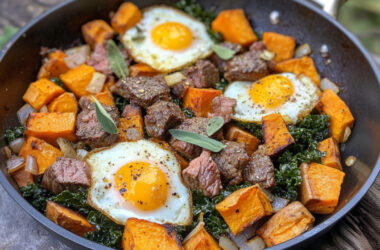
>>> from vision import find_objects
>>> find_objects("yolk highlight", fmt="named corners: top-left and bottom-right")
top-left (249, 75), bottom-right (294, 108)
top-left (151, 22), bottom-right (192, 50)
top-left (115, 161), bottom-right (168, 211)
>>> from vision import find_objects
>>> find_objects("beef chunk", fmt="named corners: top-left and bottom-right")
top-left (249, 41), bottom-right (266, 52)
top-left (76, 96), bottom-right (119, 148)
top-left (182, 150), bottom-right (222, 198)
top-left (122, 103), bottom-right (142, 118)
top-left (225, 51), bottom-right (269, 82)
top-left (145, 101), bottom-right (185, 139)
top-left (184, 60), bottom-right (219, 88)
top-left (208, 96), bottom-right (236, 123)
top-left (110, 76), bottom-right (170, 108)
top-left (242, 145), bottom-right (275, 189)
top-left (212, 140), bottom-right (249, 186)
top-left (171, 80), bottom-right (190, 99)
top-left (211, 42), bottom-right (243, 73)
top-left (42, 157), bottom-right (91, 194)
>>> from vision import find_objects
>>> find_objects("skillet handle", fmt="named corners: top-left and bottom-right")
top-left (308, 0), bottom-right (347, 18)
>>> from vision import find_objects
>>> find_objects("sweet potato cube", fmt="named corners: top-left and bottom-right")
top-left (11, 165), bottom-right (34, 187)
top-left (23, 78), bottom-right (65, 110)
top-left (38, 50), bottom-right (70, 79)
top-left (26, 112), bottom-right (76, 146)
top-left (262, 32), bottom-right (296, 62)
top-left (81, 20), bottom-right (114, 48)
top-left (60, 64), bottom-right (95, 97)
top-left (122, 218), bottom-right (182, 250)
top-left (226, 125), bottom-right (261, 155)
top-left (19, 137), bottom-right (63, 174)
top-left (300, 162), bottom-right (345, 214)
top-left (317, 137), bottom-right (342, 170)
top-left (215, 185), bottom-right (272, 235)
top-left (273, 57), bottom-right (320, 86)
top-left (262, 114), bottom-right (295, 157)
top-left (111, 2), bottom-right (142, 34)
top-left (151, 139), bottom-right (189, 170)
top-left (46, 201), bottom-right (95, 236)
top-left (129, 63), bottom-right (159, 77)
top-left (212, 9), bottom-right (257, 46)
top-left (316, 89), bottom-right (354, 142)
top-left (183, 88), bottom-right (222, 117)
top-left (48, 92), bottom-right (78, 113)
top-left (90, 87), bottom-right (115, 106)
top-left (118, 117), bottom-right (144, 142)
top-left (183, 222), bottom-right (220, 250)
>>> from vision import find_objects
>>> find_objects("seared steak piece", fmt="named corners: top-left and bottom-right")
top-left (243, 145), bottom-right (275, 189)
top-left (249, 41), bottom-right (266, 52)
top-left (110, 76), bottom-right (170, 108)
top-left (211, 42), bottom-right (243, 73)
top-left (42, 157), bottom-right (91, 194)
top-left (212, 140), bottom-right (249, 186)
top-left (171, 80), bottom-right (190, 99)
top-left (145, 101), bottom-right (185, 139)
top-left (182, 150), bottom-right (222, 198)
top-left (225, 51), bottom-right (269, 82)
top-left (208, 96), bottom-right (236, 123)
top-left (185, 60), bottom-right (219, 88)
top-left (76, 96), bottom-right (119, 148)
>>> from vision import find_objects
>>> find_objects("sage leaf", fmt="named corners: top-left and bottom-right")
top-left (207, 117), bottom-right (224, 136)
top-left (211, 44), bottom-right (236, 60)
top-left (92, 96), bottom-right (118, 134)
top-left (169, 129), bottom-right (226, 152)
top-left (106, 40), bottom-right (129, 80)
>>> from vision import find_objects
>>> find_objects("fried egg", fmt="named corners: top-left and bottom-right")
top-left (86, 140), bottom-right (192, 225)
top-left (224, 73), bottom-right (321, 124)
top-left (122, 6), bottom-right (214, 72)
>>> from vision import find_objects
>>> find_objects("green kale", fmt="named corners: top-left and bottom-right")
top-left (20, 183), bottom-right (53, 213)
top-left (50, 188), bottom-right (92, 215)
top-left (4, 126), bottom-right (25, 144)
top-left (113, 94), bottom-right (129, 115)
top-left (215, 78), bottom-right (228, 92)
top-left (171, 98), bottom-right (182, 107)
top-left (183, 108), bottom-right (195, 118)
top-left (235, 122), bottom-right (263, 140)
top-left (50, 77), bottom-right (64, 87)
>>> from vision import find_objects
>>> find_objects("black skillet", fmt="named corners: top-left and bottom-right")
top-left (0, 0), bottom-right (379, 249)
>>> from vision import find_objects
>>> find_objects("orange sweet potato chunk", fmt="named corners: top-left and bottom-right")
top-left (183, 222), bottom-right (220, 250)
top-left (300, 162), bottom-right (345, 214)
top-left (26, 112), bottom-right (76, 146)
top-left (129, 63), bottom-right (159, 77)
top-left (316, 89), bottom-right (354, 142)
top-left (273, 57), bottom-right (320, 86)
top-left (317, 137), bottom-right (342, 170)
top-left (60, 64), bottom-right (95, 97)
top-left (118, 117), bottom-right (144, 142)
top-left (19, 137), bottom-right (63, 174)
top-left (90, 87), bottom-right (116, 106)
top-left (183, 88), bottom-right (222, 117)
top-left (48, 92), bottom-right (78, 113)
top-left (212, 9), bottom-right (257, 46)
top-left (215, 185), bottom-right (272, 235)
top-left (23, 78), bottom-right (65, 110)
top-left (262, 114), bottom-right (295, 157)
top-left (262, 32), bottom-right (296, 62)
top-left (82, 20), bottom-right (114, 48)
top-left (46, 201), bottom-right (95, 236)
top-left (225, 125), bottom-right (261, 155)
top-left (11, 165), bottom-right (34, 187)
top-left (122, 218), bottom-right (183, 250)
top-left (150, 139), bottom-right (189, 170)
top-left (111, 2), bottom-right (142, 34)
top-left (38, 50), bottom-right (70, 79)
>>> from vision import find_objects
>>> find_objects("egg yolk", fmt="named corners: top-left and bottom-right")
top-left (151, 22), bottom-right (192, 50)
top-left (114, 161), bottom-right (168, 211)
top-left (249, 75), bottom-right (294, 108)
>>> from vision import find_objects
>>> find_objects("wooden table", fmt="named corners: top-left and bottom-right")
top-left (0, 1), bottom-right (379, 249)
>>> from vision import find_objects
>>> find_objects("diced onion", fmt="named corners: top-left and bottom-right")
top-left (86, 72), bottom-right (106, 94)
top-left (219, 236), bottom-right (238, 250)
top-left (164, 72), bottom-right (185, 87)
top-left (39, 105), bottom-right (48, 113)
top-left (240, 236), bottom-right (266, 250)
top-left (17, 104), bottom-right (35, 125)
top-left (229, 226), bottom-right (256, 247)
top-left (7, 156), bottom-right (25, 173)
top-left (345, 155), bottom-right (357, 167)
top-left (320, 78), bottom-right (339, 93)
top-left (260, 50), bottom-right (275, 61)
top-left (57, 137), bottom-right (78, 159)
top-left (183, 222), bottom-right (204, 244)
top-left (9, 137), bottom-right (25, 154)
top-left (25, 155), bottom-right (38, 175)
top-left (342, 126), bottom-right (351, 143)
top-left (76, 149), bottom-right (88, 160)
top-left (272, 196), bottom-right (289, 212)
top-left (261, 188), bottom-right (274, 202)
top-left (269, 10), bottom-right (280, 25)
top-left (320, 44), bottom-right (329, 57)
top-left (294, 44), bottom-right (311, 58)
top-left (3, 146), bottom-right (12, 159)
top-left (64, 45), bottom-right (90, 69)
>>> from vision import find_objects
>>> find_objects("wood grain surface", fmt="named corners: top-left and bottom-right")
top-left (0, 1), bottom-right (379, 250)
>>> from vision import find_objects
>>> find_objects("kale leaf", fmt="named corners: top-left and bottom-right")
top-left (50, 77), bottom-right (64, 88)
top-left (113, 94), bottom-right (129, 115)
top-left (171, 98), bottom-right (195, 118)
top-left (235, 122), bottom-right (264, 140)
top-left (50, 188), bottom-right (92, 215)
top-left (20, 183), bottom-right (53, 213)
top-left (215, 78), bottom-right (228, 92)
top-left (4, 126), bottom-right (25, 144)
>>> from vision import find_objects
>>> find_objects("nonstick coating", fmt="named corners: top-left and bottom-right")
top-left (0, 0), bottom-right (379, 249)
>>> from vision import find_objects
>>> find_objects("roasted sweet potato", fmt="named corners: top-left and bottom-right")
top-left (90, 87), bottom-right (116, 106)
top-left (316, 89), bottom-right (354, 142)
top-left (26, 112), bottom-right (76, 146)
top-left (183, 222), bottom-right (220, 250)
top-left (122, 218), bottom-right (183, 250)
top-left (81, 20), bottom-right (114, 48)
top-left (211, 9), bottom-right (257, 46)
top-left (225, 125), bottom-right (261, 155)
top-left (19, 137), bottom-right (63, 174)
top-left (129, 63), bottom-right (159, 77)
top-left (262, 114), bottom-right (295, 157)
top-left (215, 185), bottom-right (272, 235)
top-left (60, 64), bottom-right (96, 97)
top-left (118, 117), bottom-right (144, 142)
top-left (262, 32), bottom-right (296, 62)
top-left (273, 57), bottom-right (320, 86)
top-left (300, 162), bottom-right (345, 214)
top-left (46, 201), bottom-right (95, 236)
top-left (23, 78), bottom-right (65, 110)
top-left (150, 138), bottom-right (189, 170)
top-left (111, 2), bottom-right (142, 34)
top-left (317, 137), bottom-right (342, 170)
top-left (47, 92), bottom-right (78, 113)
top-left (183, 88), bottom-right (222, 117)
top-left (256, 201), bottom-right (315, 247)
top-left (37, 50), bottom-right (70, 79)
top-left (11, 165), bottom-right (34, 187)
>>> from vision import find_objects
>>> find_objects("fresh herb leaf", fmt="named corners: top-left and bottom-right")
top-left (169, 129), bottom-right (226, 152)
top-left (106, 40), bottom-right (129, 79)
top-left (215, 78), bottom-right (228, 92)
top-left (92, 96), bottom-right (118, 134)
top-left (236, 122), bottom-right (263, 140)
top-left (20, 184), bottom-right (53, 213)
top-left (211, 44), bottom-right (236, 60)
top-left (183, 108), bottom-right (195, 118)
top-left (4, 126), bottom-right (25, 144)
top-left (50, 77), bottom-right (64, 87)
top-left (113, 94), bottom-right (129, 115)
top-left (207, 117), bottom-right (224, 136)
top-left (0, 25), bottom-right (18, 49)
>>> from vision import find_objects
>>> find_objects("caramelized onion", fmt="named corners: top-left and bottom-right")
top-left (17, 104), bottom-right (35, 125)
top-left (240, 236), bottom-right (265, 250)
top-left (219, 236), bottom-right (238, 250)
top-left (321, 78), bottom-right (339, 93)
top-left (294, 44), bottom-right (311, 58)
top-left (25, 155), bottom-right (38, 175)
top-left (9, 137), bottom-right (25, 154)
top-left (7, 156), bottom-right (25, 173)
top-left (64, 45), bottom-right (90, 69)
top-left (57, 137), bottom-right (78, 159)
top-left (164, 72), bottom-right (185, 87)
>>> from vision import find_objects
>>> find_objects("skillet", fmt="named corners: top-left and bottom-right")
top-left (0, 0), bottom-right (379, 249)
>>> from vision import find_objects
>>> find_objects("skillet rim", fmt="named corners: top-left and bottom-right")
top-left (0, 0), bottom-right (379, 249)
